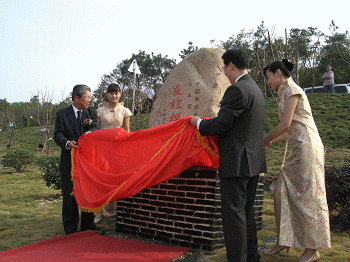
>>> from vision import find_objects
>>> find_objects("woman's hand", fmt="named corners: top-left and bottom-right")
top-left (264, 137), bottom-right (271, 150)
top-left (263, 94), bottom-right (299, 146)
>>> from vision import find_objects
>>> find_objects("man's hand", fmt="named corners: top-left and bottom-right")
top-left (190, 116), bottom-right (201, 127)
top-left (67, 141), bottom-right (78, 149)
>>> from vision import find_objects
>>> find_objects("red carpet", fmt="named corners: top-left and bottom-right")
top-left (0, 231), bottom-right (191, 261)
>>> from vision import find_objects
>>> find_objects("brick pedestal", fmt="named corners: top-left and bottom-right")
top-left (115, 168), bottom-right (264, 251)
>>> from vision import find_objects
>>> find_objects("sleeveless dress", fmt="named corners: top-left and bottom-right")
top-left (277, 78), bottom-right (331, 249)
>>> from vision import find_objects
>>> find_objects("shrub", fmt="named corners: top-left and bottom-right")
top-left (325, 165), bottom-right (350, 227)
top-left (1, 148), bottom-right (36, 172)
top-left (38, 156), bottom-right (61, 190)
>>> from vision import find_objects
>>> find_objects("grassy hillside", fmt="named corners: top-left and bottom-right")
top-left (1, 93), bottom-right (349, 173)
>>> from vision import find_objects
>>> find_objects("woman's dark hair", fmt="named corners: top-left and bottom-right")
top-left (282, 59), bottom-right (294, 72)
top-left (107, 83), bottom-right (121, 93)
top-left (263, 61), bottom-right (291, 78)
top-left (221, 48), bottom-right (249, 70)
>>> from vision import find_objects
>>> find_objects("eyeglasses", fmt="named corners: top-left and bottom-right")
top-left (81, 95), bottom-right (91, 100)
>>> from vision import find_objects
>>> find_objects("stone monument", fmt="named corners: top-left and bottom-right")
top-left (149, 47), bottom-right (230, 127)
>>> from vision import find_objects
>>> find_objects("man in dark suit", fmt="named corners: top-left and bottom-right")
top-left (54, 84), bottom-right (99, 235)
top-left (191, 49), bottom-right (266, 262)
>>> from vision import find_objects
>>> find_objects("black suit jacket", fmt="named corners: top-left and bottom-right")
top-left (54, 105), bottom-right (98, 194)
top-left (199, 74), bottom-right (266, 178)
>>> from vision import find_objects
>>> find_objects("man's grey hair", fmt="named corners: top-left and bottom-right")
top-left (72, 85), bottom-right (91, 101)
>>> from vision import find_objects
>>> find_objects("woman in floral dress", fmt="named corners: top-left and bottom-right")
top-left (94, 83), bottom-right (133, 223)
top-left (263, 61), bottom-right (331, 262)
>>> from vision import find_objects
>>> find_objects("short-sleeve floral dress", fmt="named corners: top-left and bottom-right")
top-left (97, 103), bottom-right (133, 130)
top-left (277, 78), bottom-right (331, 249)
top-left (96, 103), bottom-right (132, 213)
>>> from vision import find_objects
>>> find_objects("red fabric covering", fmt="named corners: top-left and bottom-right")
top-left (0, 231), bottom-right (191, 262)
top-left (72, 116), bottom-right (219, 213)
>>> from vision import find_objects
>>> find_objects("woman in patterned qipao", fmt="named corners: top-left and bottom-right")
top-left (94, 83), bottom-right (133, 223)
top-left (263, 61), bottom-right (331, 262)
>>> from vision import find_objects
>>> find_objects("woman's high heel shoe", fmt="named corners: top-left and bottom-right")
top-left (263, 245), bottom-right (290, 255)
top-left (305, 251), bottom-right (320, 262)
top-left (94, 211), bottom-right (103, 224)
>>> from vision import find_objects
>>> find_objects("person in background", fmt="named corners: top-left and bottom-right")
top-left (54, 84), bottom-right (98, 235)
top-left (263, 61), bottom-right (331, 262)
top-left (134, 89), bottom-right (143, 115)
top-left (190, 48), bottom-right (266, 262)
top-left (322, 65), bottom-right (335, 93)
top-left (144, 83), bottom-right (155, 113)
top-left (94, 83), bottom-right (132, 223)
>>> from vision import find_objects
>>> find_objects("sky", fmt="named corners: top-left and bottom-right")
top-left (1, 0), bottom-right (349, 103)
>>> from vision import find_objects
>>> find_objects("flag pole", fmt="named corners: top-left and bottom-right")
top-left (128, 59), bottom-right (141, 115)
top-left (132, 62), bottom-right (136, 114)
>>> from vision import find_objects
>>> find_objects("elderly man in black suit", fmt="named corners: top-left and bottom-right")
top-left (191, 49), bottom-right (266, 262)
top-left (54, 84), bottom-right (99, 235)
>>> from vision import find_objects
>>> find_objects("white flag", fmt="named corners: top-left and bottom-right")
top-left (128, 59), bottom-right (141, 75)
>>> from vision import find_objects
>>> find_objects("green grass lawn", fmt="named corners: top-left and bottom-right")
top-left (0, 93), bottom-right (350, 260)
top-left (0, 170), bottom-right (63, 251)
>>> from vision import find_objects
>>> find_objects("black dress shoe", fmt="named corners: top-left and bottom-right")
top-left (247, 253), bottom-right (260, 262)
top-left (81, 224), bottom-right (97, 231)
top-left (65, 230), bottom-right (78, 235)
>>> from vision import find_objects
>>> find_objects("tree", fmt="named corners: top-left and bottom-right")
top-left (5, 105), bottom-right (16, 148)
top-left (287, 27), bottom-right (324, 89)
top-left (250, 22), bottom-right (282, 96)
top-left (93, 51), bottom-right (176, 110)
top-left (319, 21), bottom-right (350, 84)
top-left (54, 95), bottom-right (72, 112)
top-left (37, 88), bottom-right (55, 156)
top-left (210, 22), bottom-right (281, 99)
top-left (23, 102), bottom-right (35, 127)
top-left (0, 99), bottom-right (11, 129)
top-left (1, 148), bottom-right (35, 173)
top-left (38, 156), bottom-right (61, 190)
top-left (179, 41), bottom-right (199, 60)
top-left (211, 28), bottom-right (253, 51)
top-left (210, 22), bottom-right (349, 98)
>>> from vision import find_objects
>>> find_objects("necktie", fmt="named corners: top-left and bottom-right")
top-left (77, 110), bottom-right (81, 124)
top-left (77, 110), bottom-right (82, 135)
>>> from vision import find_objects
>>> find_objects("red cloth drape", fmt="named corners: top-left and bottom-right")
top-left (72, 116), bottom-right (219, 213)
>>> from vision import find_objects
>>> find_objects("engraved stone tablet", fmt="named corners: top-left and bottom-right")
top-left (149, 47), bottom-right (231, 127)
